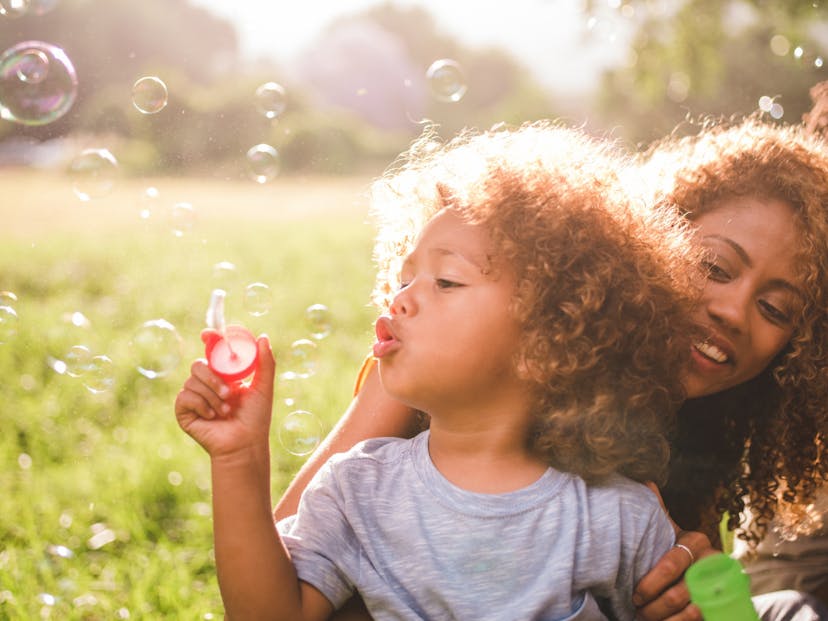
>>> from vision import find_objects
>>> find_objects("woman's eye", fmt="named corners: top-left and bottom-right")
top-left (702, 260), bottom-right (730, 281)
top-left (759, 300), bottom-right (791, 325)
top-left (398, 281), bottom-right (411, 290)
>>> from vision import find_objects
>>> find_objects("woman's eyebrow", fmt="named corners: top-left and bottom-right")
top-left (703, 234), bottom-right (751, 267)
top-left (704, 234), bottom-right (804, 300)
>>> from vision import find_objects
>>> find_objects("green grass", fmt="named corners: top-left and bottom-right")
top-left (0, 171), bottom-right (378, 619)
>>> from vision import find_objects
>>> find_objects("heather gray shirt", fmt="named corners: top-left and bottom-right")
top-left (278, 431), bottom-right (674, 621)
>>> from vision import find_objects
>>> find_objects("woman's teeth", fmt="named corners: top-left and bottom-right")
top-left (695, 340), bottom-right (728, 363)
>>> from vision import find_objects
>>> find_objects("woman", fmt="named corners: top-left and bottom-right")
top-left (274, 115), bottom-right (828, 621)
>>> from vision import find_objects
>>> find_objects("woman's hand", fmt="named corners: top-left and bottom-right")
top-left (633, 483), bottom-right (718, 620)
top-left (174, 330), bottom-right (275, 458)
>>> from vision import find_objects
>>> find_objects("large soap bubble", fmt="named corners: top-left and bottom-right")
top-left (0, 40), bottom-right (78, 125)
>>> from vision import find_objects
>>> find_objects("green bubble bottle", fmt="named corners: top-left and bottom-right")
top-left (685, 553), bottom-right (760, 621)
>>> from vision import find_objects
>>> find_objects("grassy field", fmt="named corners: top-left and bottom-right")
top-left (0, 169), bottom-right (380, 619)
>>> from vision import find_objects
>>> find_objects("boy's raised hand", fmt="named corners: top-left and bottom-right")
top-left (174, 330), bottom-right (275, 458)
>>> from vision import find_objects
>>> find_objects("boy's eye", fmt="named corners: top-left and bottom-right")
top-left (436, 278), bottom-right (461, 289)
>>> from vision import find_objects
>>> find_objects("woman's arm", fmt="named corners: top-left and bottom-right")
top-left (274, 359), bottom-right (421, 520)
top-left (633, 484), bottom-right (720, 621)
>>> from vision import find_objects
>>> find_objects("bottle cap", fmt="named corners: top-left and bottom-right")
top-left (205, 324), bottom-right (258, 383)
top-left (686, 553), bottom-right (760, 621)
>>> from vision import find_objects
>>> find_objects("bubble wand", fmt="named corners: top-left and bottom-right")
top-left (204, 289), bottom-right (258, 383)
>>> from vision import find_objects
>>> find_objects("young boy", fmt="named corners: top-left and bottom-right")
top-left (174, 121), bottom-right (702, 620)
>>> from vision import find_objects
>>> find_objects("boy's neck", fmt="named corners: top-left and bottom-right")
top-left (425, 402), bottom-right (548, 494)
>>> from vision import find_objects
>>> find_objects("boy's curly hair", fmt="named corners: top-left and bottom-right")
top-left (370, 120), bottom-right (702, 484)
top-left (638, 115), bottom-right (828, 548)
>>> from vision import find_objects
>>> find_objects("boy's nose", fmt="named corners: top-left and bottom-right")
top-left (390, 283), bottom-right (417, 316)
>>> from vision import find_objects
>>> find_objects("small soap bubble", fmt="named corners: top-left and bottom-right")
top-left (46, 544), bottom-right (74, 559)
top-left (15, 48), bottom-right (49, 84)
top-left (0, 305), bottom-right (19, 343)
top-left (243, 282), bottom-right (272, 317)
top-left (138, 186), bottom-right (160, 221)
top-left (63, 344), bottom-right (92, 378)
top-left (131, 76), bottom-right (168, 114)
top-left (278, 410), bottom-right (323, 456)
top-left (212, 261), bottom-right (240, 297)
top-left (0, 40), bottom-right (77, 125)
top-left (169, 201), bottom-right (196, 237)
top-left (130, 319), bottom-right (182, 379)
top-left (83, 355), bottom-right (115, 394)
top-left (286, 338), bottom-right (318, 379)
top-left (305, 303), bottom-right (332, 340)
top-left (27, 0), bottom-right (58, 15)
top-left (254, 81), bottom-right (287, 119)
top-left (0, 290), bottom-right (17, 308)
top-left (426, 59), bottom-right (467, 103)
top-left (758, 95), bottom-right (774, 112)
top-left (816, 57), bottom-right (824, 68)
top-left (794, 46), bottom-right (804, 59)
top-left (770, 102), bottom-right (784, 119)
top-left (0, 0), bottom-right (27, 18)
top-left (245, 144), bottom-right (280, 183)
top-left (69, 148), bottom-right (118, 201)
top-left (37, 593), bottom-right (56, 606)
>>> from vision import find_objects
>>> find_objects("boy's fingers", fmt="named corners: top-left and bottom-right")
top-left (250, 335), bottom-right (275, 394)
top-left (174, 387), bottom-right (216, 420)
top-left (190, 359), bottom-right (231, 398)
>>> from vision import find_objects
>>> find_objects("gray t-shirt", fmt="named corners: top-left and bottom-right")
top-left (278, 431), bottom-right (674, 621)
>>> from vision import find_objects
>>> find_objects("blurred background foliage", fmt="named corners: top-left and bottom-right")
top-left (1, 0), bottom-right (827, 174)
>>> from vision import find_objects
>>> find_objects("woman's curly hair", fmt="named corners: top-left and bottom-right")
top-left (638, 115), bottom-right (828, 550)
top-left (369, 120), bottom-right (702, 484)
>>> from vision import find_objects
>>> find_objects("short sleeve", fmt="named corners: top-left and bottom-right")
top-left (278, 460), bottom-right (360, 609)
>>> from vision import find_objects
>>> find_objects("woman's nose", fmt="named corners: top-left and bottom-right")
top-left (705, 286), bottom-right (748, 334)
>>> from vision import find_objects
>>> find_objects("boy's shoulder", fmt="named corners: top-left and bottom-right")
top-left (583, 473), bottom-right (663, 512)
top-left (328, 431), bottom-right (424, 469)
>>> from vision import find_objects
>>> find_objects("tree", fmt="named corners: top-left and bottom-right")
top-left (593, 0), bottom-right (828, 145)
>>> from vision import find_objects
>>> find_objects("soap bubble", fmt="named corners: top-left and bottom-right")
top-left (770, 102), bottom-right (784, 119)
top-left (138, 186), bottom-right (160, 221)
top-left (131, 319), bottom-right (182, 379)
top-left (0, 290), bottom-right (18, 308)
top-left (286, 338), bottom-right (318, 379)
top-left (212, 261), bottom-right (240, 298)
top-left (83, 355), bottom-right (115, 394)
top-left (0, 305), bottom-right (18, 343)
top-left (426, 59), bottom-right (467, 103)
top-left (169, 201), bottom-right (196, 237)
top-left (14, 48), bottom-right (48, 84)
top-left (131, 76), bottom-right (168, 114)
top-left (278, 410), bottom-right (323, 456)
top-left (243, 282), bottom-right (272, 317)
top-left (69, 148), bottom-right (118, 201)
top-left (63, 344), bottom-right (92, 378)
top-left (758, 95), bottom-right (774, 113)
top-left (305, 303), bottom-right (332, 340)
top-left (254, 81), bottom-right (287, 119)
top-left (245, 144), bottom-right (280, 183)
top-left (0, 40), bottom-right (78, 125)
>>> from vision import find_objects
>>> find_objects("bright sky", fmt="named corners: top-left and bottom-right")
top-left (188, 0), bottom-right (633, 94)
